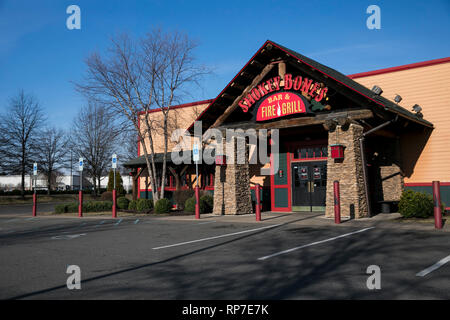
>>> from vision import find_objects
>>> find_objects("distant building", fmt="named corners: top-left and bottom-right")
top-left (0, 174), bottom-right (132, 192)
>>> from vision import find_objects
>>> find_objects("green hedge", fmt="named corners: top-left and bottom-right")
top-left (200, 195), bottom-right (214, 213)
top-left (154, 198), bottom-right (172, 214)
top-left (399, 190), bottom-right (434, 218)
top-left (136, 198), bottom-right (153, 212)
top-left (117, 197), bottom-right (130, 210)
top-left (54, 201), bottom-right (113, 213)
top-left (184, 197), bottom-right (207, 214)
top-left (129, 200), bottom-right (137, 211)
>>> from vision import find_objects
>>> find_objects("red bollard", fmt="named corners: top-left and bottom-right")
top-left (78, 190), bottom-right (83, 218)
top-left (112, 189), bottom-right (117, 218)
top-left (32, 192), bottom-right (37, 217)
top-left (195, 186), bottom-right (200, 219)
top-left (255, 184), bottom-right (261, 221)
top-left (334, 181), bottom-right (341, 224)
top-left (432, 181), bottom-right (443, 229)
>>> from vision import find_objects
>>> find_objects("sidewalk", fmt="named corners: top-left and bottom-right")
top-left (153, 211), bottom-right (450, 232)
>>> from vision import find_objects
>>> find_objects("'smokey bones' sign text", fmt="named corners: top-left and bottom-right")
top-left (238, 73), bottom-right (328, 113)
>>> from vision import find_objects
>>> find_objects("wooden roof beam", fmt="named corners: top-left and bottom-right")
top-left (210, 63), bottom-right (275, 129)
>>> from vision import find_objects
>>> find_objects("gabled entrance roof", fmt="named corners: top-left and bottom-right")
top-left (189, 40), bottom-right (433, 133)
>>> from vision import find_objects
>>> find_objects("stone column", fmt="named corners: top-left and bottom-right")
top-left (213, 137), bottom-right (253, 215)
top-left (380, 137), bottom-right (404, 201)
top-left (325, 123), bottom-right (368, 219)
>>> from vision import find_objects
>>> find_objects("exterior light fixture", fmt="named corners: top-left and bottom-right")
top-left (412, 104), bottom-right (422, 113)
top-left (215, 155), bottom-right (226, 166)
top-left (371, 85), bottom-right (383, 95)
top-left (330, 144), bottom-right (345, 159)
top-left (394, 95), bottom-right (402, 103)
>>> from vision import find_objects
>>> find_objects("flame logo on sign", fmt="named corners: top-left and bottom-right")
top-left (256, 92), bottom-right (307, 121)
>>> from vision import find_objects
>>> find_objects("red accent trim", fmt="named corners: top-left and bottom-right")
top-left (404, 182), bottom-right (450, 187)
top-left (250, 186), bottom-right (270, 190)
top-left (269, 42), bottom-right (387, 110)
top-left (291, 157), bottom-right (328, 162)
top-left (137, 113), bottom-right (141, 157)
top-left (269, 151), bottom-right (292, 212)
top-left (287, 151), bottom-right (292, 211)
top-left (267, 42), bottom-right (433, 127)
top-left (348, 57), bottom-right (450, 79)
top-left (137, 99), bottom-right (214, 116)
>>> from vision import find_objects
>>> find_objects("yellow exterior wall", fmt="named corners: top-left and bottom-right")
top-left (138, 102), bottom-right (209, 190)
top-left (353, 61), bottom-right (450, 182)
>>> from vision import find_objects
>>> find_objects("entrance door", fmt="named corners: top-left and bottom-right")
top-left (291, 161), bottom-right (327, 212)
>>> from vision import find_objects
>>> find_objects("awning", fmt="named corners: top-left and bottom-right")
top-left (124, 149), bottom-right (216, 168)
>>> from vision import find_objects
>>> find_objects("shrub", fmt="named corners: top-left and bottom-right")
top-left (55, 204), bottom-right (67, 214)
top-left (136, 198), bottom-right (153, 212)
top-left (117, 197), bottom-right (130, 210)
top-left (53, 201), bottom-right (113, 214)
top-left (200, 194), bottom-right (214, 213)
top-left (128, 200), bottom-right (138, 211)
top-left (184, 197), bottom-right (207, 214)
top-left (101, 191), bottom-right (113, 201)
top-left (184, 197), bottom-right (195, 213)
top-left (154, 198), bottom-right (172, 214)
top-left (173, 189), bottom-right (195, 209)
top-left (398, 190), bottom-right (434, 218)
top-left (66, 202), bottom-right (79, 213)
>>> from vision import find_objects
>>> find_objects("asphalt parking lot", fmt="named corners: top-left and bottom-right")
top-left (0, 210), bottom-right (449, 300)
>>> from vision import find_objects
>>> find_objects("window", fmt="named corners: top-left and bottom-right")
top-left (292, 145), bottom-right (327, 160)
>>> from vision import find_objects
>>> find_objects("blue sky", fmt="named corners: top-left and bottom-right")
top-left (0, 0), bottom-right (449, 129)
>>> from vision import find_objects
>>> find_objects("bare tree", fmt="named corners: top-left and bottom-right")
top-left (35, 127), bottom-right (69, 194)
top-left (70, 103), bottom-right (121, 196)
top-left (76, 29), bottom-right (208, 201)
top-left (0, 90), bottom-right (46, 197)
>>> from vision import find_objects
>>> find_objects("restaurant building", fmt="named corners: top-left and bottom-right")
top-left (125, 40), bottom-right (450, 218)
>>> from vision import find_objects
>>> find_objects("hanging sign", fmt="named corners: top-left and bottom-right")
top-left (112, 154), bottom-right (117, 169)
top-left (313, 167), bottom-right (321, 180)
top-left (256, 92), bottom-right (307, 121)
top-left (193, 144), bottom-right (200, 162)
top-left (300, 167), bottom-right (308, 180)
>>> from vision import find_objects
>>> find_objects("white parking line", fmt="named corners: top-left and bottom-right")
top-left (134, 219), bottom-right (140, 224)
top-left (95, 220), bottom-right (106, 228)
top-left (416, 254), bottom-right (450, 277)
top-left (257, 227), bottom-right (375, 261)
top-left (152, 223), bottom-right (282, 250)
top-left (197, 221), bottom-right (216, 225)
top-left (114, 218), bottom-right (123, 226)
